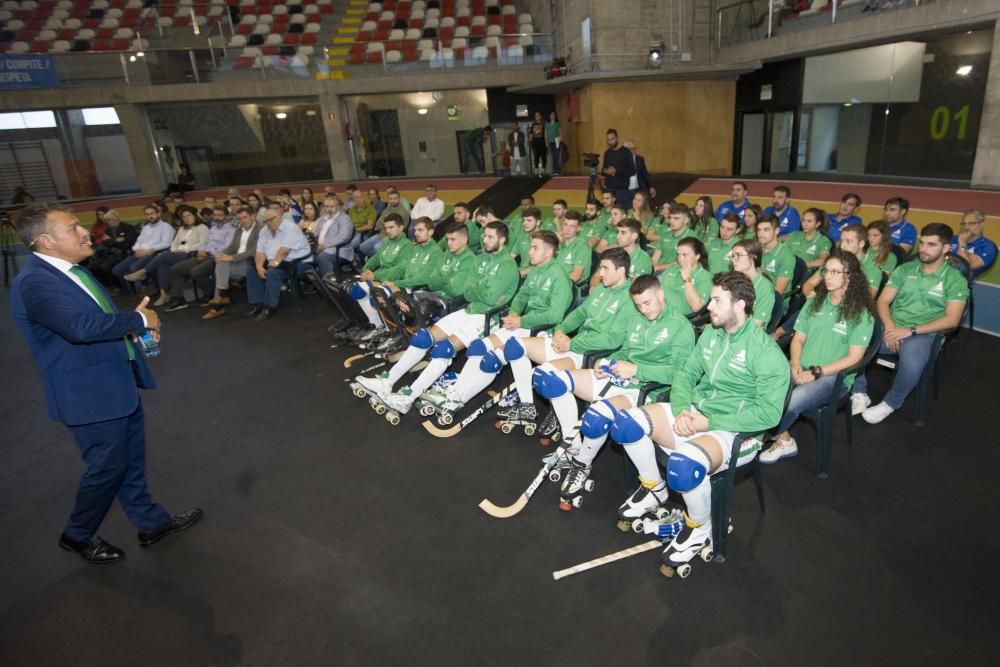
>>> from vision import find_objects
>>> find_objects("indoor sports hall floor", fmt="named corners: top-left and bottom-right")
top-left (1, 287), bottom-right (997, 665)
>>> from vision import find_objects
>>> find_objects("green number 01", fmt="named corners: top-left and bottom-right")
top-left (930, 105), bottom-right (970, 140)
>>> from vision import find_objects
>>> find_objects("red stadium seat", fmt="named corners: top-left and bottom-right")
top-left (301, 33), bottom-right (316, 44)
top-left (470, 25), bottom-right (485, 38)
top-left (349, 52), bottom-right (365, 64)
top-left (92, 38), bottom-right (111, 50)
top-left (31, 41), bottom-right (50, 52)
top-left (263, 46), bottom-right (278, 55)
top-left (283, 33), bottom-right (300, 44)
top-left (111, 38), bottom-right (129, 50)
top-left (358, 30), bottom-right (373, 41)
top-left (97, 27), bottom-right (114, 39)
top-left (366, 50), bottom-right (382, 63)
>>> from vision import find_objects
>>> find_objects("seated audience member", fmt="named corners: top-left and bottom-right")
top-left (202, 207), bottom-right (261, 320)
top-left (508, 195), bottom-right (536, 228)
top-left (297, 201), bottom-right (321, 235)
top-left (610, 272), bottom-right (789, 573)
top-left (343, 184), bottom-right (358, 209)
top-left (950, 208), bottom-right (996, 280)
top-left (714, 181), bottom-right (753, 222)
top-left (658, 237), bottom-right (713, 316)
top-left (298, 187), bottom-right (316, 210)
top-left (368, 188), bottom-right (387, 217)
top-left (410, 184), bottom-right (445, 227)
top-left (593, 203), bottom-right (629, 253)
top-left (630, 192), bottom-right (656, 240)
top-left (706, 213), bottom-right (742, 274)
top-left (276, 188), bottom-right (303, 223)
top-left (852, 223), bottom-right (969, 424)
top-left (550, 198), bottom-right (568, 234)
top-left (866, 219), bottom-right (898, 274)
top-left (783, 207), bottom-right (832, 269)
top-left (163, 206), bottom-right (237, 311)
top-left (760, 252), bottom-right (876, 463)
top-left (314, 196), bottom-right (354, 275)
top-left (590, 218), bottom-right (652, 291)
top-left (244, 208), bottom-right (314, 322)
top-left (362, 189), bottom-right (412, 258)
top-left (442, 203), bottom-right (480, 253)
top-left (827, 192), bottom-right (863, 242)
top-left (89, 210), bottom-right (138, 287)
top-left (741, 203), bottom-right (762, 241)
top-left (690, 196), bottom-right (719, 243)
top-left (730, 239), bottom-right (775, 328)
top-left (90, 206), bottom-right (110, 248)
top-left (581, 199), bottom-right (611, 249)
top-left (652, 204), bottom-right (698, 272)
top-left (763, 185), bottom-right (802, 236)
top-left (509, 207), bottom-right (546, 276)
top-left (883, 197), bottom-right (917, 254)
top-left (349, 188), bottom-right (377, 253)
top-left (111, 205), bottom-right (175, 286)
top-left (757, 214), bottom-right (796, 299)
top-left (247, 193), bottom-right (266, 223)
top-left (556, 211), bottom-right (593, 285)
top-left (132, 206), bottom-right (208, 306)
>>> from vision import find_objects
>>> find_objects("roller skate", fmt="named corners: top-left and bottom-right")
top-left (616, 480), bottom-right (670, 532)
top-left (494, 402), bottom-right (538, 436)
top-left (659, 515), bottom-right (714, 579)
top-left (541, 448), bottom-right (576, 484)
top-left (538, 410), bottom-right (562, 446)
top-left (558, 458), bottom-right (595, 511)
top-left (417, 386), bottom-right (464, 426)
top-left (494, 389), bottom-right (521, 417)
top-left (351, 372), bottom-right (393, 401)
top-left (429, 371), bottom-right (459, 393)
top-left (357, 327), bottom-right (391, 350)
top-left (632, 506), bottom-right (685, 540)
top-left (379, 386), bottom-right (417, 425)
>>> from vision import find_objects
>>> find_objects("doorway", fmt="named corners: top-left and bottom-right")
top-left (737, 109), bottom-right (797, 174)
top-left (367, 109), bottom-right (405, 177)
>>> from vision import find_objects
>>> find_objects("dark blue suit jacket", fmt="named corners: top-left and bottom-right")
top-left (634, 154), bottom-right (653, 193)
top-left (10, 255), bottom-right (155, 426)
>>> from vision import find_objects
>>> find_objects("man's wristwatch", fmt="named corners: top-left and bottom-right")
top-left (810, 365), bottom-right (823, 379)
top-left (910, 326), bottom-right (918, 336)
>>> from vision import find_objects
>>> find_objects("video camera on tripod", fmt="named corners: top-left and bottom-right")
top-left (582, 152), bottom-right (600, 170)
top-left (581, 153), bottom-right (602, 202)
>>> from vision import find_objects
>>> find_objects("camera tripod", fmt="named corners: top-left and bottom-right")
top-left (586, 165), bottom-right (602, 204)
top-left (1, 211), bottom-right (20, 287)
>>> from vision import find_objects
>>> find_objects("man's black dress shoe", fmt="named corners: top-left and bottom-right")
top-left (59, 534), bottom-right (125, 565)
top-left (137, 508), bottom-right (204, 547)
top-left (255, 307), bottom-right (273, 322)
top-left (244, 305), bottom-right (263, 317)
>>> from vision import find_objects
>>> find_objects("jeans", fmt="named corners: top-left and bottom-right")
top-left (168, 256), bottom-right (214, 298)
top-left (359, 234), bottom-right (385, 258)
top-left (775, 374), bottom-right (844, 434)
top-left (146, 251), bottom-right (190, 289)
top-left (246, 261), bottom-right (310, 309)
top-left (463, 142), bottom-right (485, 174)
top-left (852, 333), bottom-right (937, 410)
top-left (112, 252), bottom-right (157, 281)
top-left (549, 141), bottom-right (561, 173)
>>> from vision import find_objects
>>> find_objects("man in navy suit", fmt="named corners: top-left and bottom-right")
top-left (10, 203), bottom-right (202, 565)
top-left (624, 140), bottom-right (656, 202)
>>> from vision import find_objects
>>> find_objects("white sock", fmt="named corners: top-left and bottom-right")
top-left (357, 297), bottom-right (384, 328)
top-left (410, 357), bottom-right (451, 396)
top-left (673, 441), bottom-right (713, 524)
top-left (509, 354), bottom-right (534, 404)
top-left (624, 434), bottom-right (662, 484)
top-left (387, 345), bottom-right (426, 385)
top-left (453, 362), bottom-right (499, 403)
top-left (575, 434), bottom-right (608, 466)
top-left (549, 391), bottom-right (579, 439)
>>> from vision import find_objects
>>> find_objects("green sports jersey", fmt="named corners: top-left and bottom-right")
top-left (670, 318), bottom-right (791, 438)
top-left (762, 242), bottom-right (796, 295)
top-left (707, 236), bottom-right (739, 274)
top-left (626, 246), bottom-right (653, 278)
top-left (658, 264), bottom-right (712, 316)
top-left (860, 256), bottom-right (883, 291)
top-left (795, 296), bottom-right (875, 390)
top-left (390, 240), bottom-right (444, 288)
top-left (557, 281), bottom-right (634, 353)
top-left (427, 247), bottom-right (477, 298)
top-left (600, 222), bottom-right (620, 245)
top-left (437, 221), bottom-right (482, 254)
top-left (557, 235), bottom-right (593, 284)
top-left (540, 218), bottom-right (557, 232)
top-left (616, 307), bottom-right (696, 388)
top-left (654, 228), bottom-right (698, 265)
top-left (886, 260), bottom-right (969, 328)
top-left (783, 231), bottom-right (831, 263)
top-left (509, 259), bottom-right (574, 330)
top-left (751, 272), bottom-right (776, 326)
top-left (580, 218), bottom-right (610, 246)
top-left (647, 216), bottom-right (668, 241)
top-left (464, 250), bottom-right (520, 314)
top-left (866, 247), bottom-right (898, 274)
top-left (364, 235), bottom-right (413, 278)
top-left (691, 217), bottom-right (720, 243)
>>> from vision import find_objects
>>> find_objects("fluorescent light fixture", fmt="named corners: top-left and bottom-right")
top-left (82, 107), bottom-right (121, 126)
top-left (418, 108), bottom-right (429, 115)
top-left (956, 65), bottom-right (972, 76)
top-left (306, 110), bottom-right (317, 116)
top-left (22, 110), bottom-right (57, 128)
top-left (275, 112), bottom-right (287, 119)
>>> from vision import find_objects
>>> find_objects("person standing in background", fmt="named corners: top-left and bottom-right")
top-left (546, 112), bottom-right (562, 176)
top-left (508, 122), bottom-right (529, 176)
top-left (530, 112), bottom-right (547, 177)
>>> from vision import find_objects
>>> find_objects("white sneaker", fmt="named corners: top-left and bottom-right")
top-left (355, 373), bottom-right (393, 401)
top-left (759, 437), bottom-right (798, 464)
top-left (862, 401), bottom-right (895, 424)
top-left (383, 388), bottom-right (417, 414)
top-left (153, 294), bottom-right (170, 307)
top-left (850, 393), bottom-right (871, 416)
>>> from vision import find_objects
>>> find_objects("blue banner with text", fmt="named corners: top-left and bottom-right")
top-left (0, 54), bottom-right (60, 89)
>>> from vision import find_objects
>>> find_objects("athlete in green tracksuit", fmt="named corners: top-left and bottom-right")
top-left (426, 226), bottom-right (478, 299)
top-left (612, 271), bottom-right (790, 573)
top-left (352, 215), bottom-right (415, 329)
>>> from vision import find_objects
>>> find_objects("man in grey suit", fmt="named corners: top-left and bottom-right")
top-left (202, 207), bottom-right (261, 320)
top-left (508, 122), bottom-right (529, 176)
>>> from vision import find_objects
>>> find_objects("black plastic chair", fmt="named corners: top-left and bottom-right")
top-left (890, 243), bottom-right (912, 267)
top-left (765, 290), bottom-right (786, 335)
top-left (947, 253), bottom-right (974, 331)
top-left (874, 332), bottom-right (947, 427)
top-left (798, 320), bottom-right (884, 478)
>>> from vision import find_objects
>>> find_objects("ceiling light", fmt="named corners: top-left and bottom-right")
top-left (275, 112), bottom-right (287, 119)
top-left (306, 110), bottom-right (317, 116)
top-left (418, 108), bottom-right (429, 115)
top-left (956, 65), bottom-right (972, 76)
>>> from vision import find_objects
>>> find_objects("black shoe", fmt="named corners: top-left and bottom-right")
top-left (244, 305), bottom-right (263, 317)
top-left (255, 307), bottom-right (274, 322)
top-left (59, 534), bottom-right (125, 564)
top-left (163, 298), bottom-right (189, 312)
top-left (328, 319), bottom-right (350, 334)
top-left (137, 508), bottom-right (204, 547)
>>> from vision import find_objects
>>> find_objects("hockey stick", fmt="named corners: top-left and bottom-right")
top-left (422, 382), bottom-right (516, 438)
top-left (343, 357), bottom-right (426, 383)
top-left (478, 435), bottom-right (576, 518)
top-left (343, 351), bottom-right (376, 368)
top-left (552, 540), bottom-right (661, 581)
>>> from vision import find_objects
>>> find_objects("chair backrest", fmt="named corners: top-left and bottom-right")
top-left (946, 253), bottom-right (973, 285)
top-left (890, 243), bottom-right (912, 266)
top-left (790, 256), bottom-right (808, 293)
top-left (842, 318), bottom-right (884, 383)
top-left (765, 290), bottom-right (785, 334)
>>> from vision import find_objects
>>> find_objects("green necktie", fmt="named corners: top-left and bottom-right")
top-left (68, 265), bottom-right (136, 361)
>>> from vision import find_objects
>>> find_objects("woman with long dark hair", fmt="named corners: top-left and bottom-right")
top-left (730, 238), bottom-right (775, 328)
top-left (530, 111), bottom-right (547, 177)
top-left (866, 219), bottom-right (897, 274)
top-left (742, 203), bottom-right (762, 241)
top-left (658, 237), bottom-right (712, 315)
top-left (690, 196), bottom-right (718, 242)
top-left (760, 251), bottom-right (876, 463)
top-left (545, 111), bottom-right (562, 175)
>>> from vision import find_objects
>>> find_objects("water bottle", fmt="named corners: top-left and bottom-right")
top-left (138, 330), bottom-right (160, 358)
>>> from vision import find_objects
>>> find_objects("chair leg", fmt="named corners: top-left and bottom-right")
top-left (711, 477), bottom-right (734, 562)
top-left (844, 405), bottom-right (854, 447)
top-left (752, 461), bottom-right (765, 512)
top-left (817, 406), bottom-right (832, 479)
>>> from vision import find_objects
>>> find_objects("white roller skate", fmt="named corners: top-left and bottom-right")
top-left (660, 514), bottom-right (714, 579)
top-left (632, 506), bottom-right (685, 540)
top-left (494, 402), bottom-right (538, 436)
top-left (357, 327), bottom-right (390, 349)
top-left (616, 480), bottom-right (670, 533)
top-left (558, 458), bottom-right (594, 511)
top-left (351, 372), bottom-right (393, 401)
top-left (541, 448), bottom-right (576, 484)
top-left (378, 386), bottom-right (418, 425)
top-left (429, 371), bottom-right (459, 393)
top-left (418, 386), bottom-right (464, 426)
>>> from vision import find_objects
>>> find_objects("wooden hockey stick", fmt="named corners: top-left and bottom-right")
top-left (552, 540), bottom-right (661, 580)
top-left (478, 440), bottom-right (575, 518)
top-left (421, 382), bottom-right (515, 438)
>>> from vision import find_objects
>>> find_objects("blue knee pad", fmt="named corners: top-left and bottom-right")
top-left (537, 370), bottom-right (572, 400)
top-left (610, 408), bottom-right (650, 446)
top-left (479, 351), bottom-right (503, 373)
top-left (430, 339), bottom-right (456, 359)
top-left (349, 282), bottom-right (368, 300)
top-left (666, 451), bottom-right (708, 493)
top-left (580, 400), bottom-right (615, 439)
top-left (467, 338), bottom-right (489, 357)
top-left (409, 328), bottom-right (434, 349)
top-left (503, 336), bottom-right (525, 361)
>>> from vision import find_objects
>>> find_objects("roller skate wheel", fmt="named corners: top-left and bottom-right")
top-left (551, 432), bottom-right (561, 442)
top-left (539, 437), bottom-right (552, 447)
top-left (700, 546), bottom-right (714, 563)
top-left (386, 413), bottom-right (400, 426)
top-left (558, 499), bottom-right (572, 512)
top-left (374, 403), bottom-right (387, 415)
top-left (523, 423), bottom-right (537, 436)
top-left (630, 518), bottom-right (644, 534)
top-left (616, 519), bottom-right (632, 533)
top-left (438, 412), bottom-right (454, 426)
top-left (419, 405), bottom-right (435, 417)
top-left (548, 470), bottom-right (562, 483)
top-left (677, 564), bottom-right (692, 578)
top-left (583, 479), bottom-right (595, 492)
top-left (659, 564), bottom-right (676, 578)
top-left (500, 422), bottom-right (514, 434)
top-left (494, 420), bottom-right (503, 429)
top-left (352, 387), bottom-right (366, 398)
top-left (571, 496), bottom-right (583, 508)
